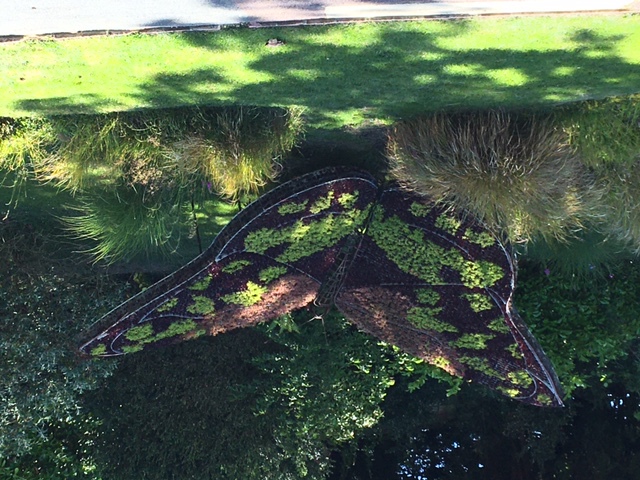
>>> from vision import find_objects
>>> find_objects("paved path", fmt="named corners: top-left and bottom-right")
top-left (0, 0), bottom-right (637, 37)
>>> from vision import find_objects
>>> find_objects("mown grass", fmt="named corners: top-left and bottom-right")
top-left (2, 15), bottom-right (640, 128)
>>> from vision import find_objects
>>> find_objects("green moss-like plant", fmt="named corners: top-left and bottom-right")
top-left (415, 288), bottom-right (440, 306)
top-left (537, 394), bottom-right (553, 406)
top-left (450, 333), bottom-right (495, 350)
top-left (455, 258), bottom-right (505, 289)
top-left (124, 324), bottom-right (154, 342)
top-left (497, 386), bottom-right (521, 398)
top-left (123, 320), bottom-right (204, 351)
top-left (221, 281), bottom-right (267, 307)
top-left (407, 307), bottom-right (457, 333)
top-left (259, 266), bottom-right (288, 284)
top-left (337, 191), bottom-right (359, 209)
top-left (367, 209), bottom-right (448, 285)
top-left (157, 298), bottom-right (179, 312)
top-left (487, 317), bottom-right (510, 334)
top-left (222, 260), bottom-right (252, 274)
top-left (244, 206), bottom-right (369, 264)
top-left (155, 320), bottom-right (201, 340)
top-left (122, 345), bottom-right (144, 354)
top-left (367, 208), bottom-right (505, 288)
top-left (278, 200), bottom-right (308, 215)
top-left (309, 191), bottom-right (335, 214)
top-left (90, 344), bottom-right (107, 356)
top-left (463, 229), bottom-right (496, 248)
top-left (409, 202), bottom-right (432, 217)
top-left (189, 275), bottom-right (212, 291)
top-left (507, 370), bottom-right (534, 388)
top-left (459, 356), bottom-right (504, 379)
top-left (432, 356), bottom-right (451, 370)
top-left (506, 343), bottom-right (524, 360)
top-left (435, 213), bottom-right (462, 236)
top-left (187, 296), bottom-right (216, 315)
top-left (462, 293), bottom-right (494, 313)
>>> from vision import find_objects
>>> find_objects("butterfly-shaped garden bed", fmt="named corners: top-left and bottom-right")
top-left (80, 167), bottom-right (563, 407)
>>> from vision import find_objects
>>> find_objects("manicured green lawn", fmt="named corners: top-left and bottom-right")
top-left (2, 15), bottom-right (640, 128)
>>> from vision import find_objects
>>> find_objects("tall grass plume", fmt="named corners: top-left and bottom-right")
top-left (388, 111), bottom-right (603, 243)
top-left (173, 106), bottom-right (304, 202)
top-left (63, 185), bottom-right (185, 264)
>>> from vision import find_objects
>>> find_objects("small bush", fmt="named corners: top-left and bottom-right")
top-left (173, 106), bottom-right (304, 202)
top-left (388, 111), bottom-right (603, 243)
top-left (0, 220), bottom-right (124, 460)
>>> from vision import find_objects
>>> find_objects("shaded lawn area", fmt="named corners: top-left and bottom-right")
top-left (1, 15), bottom-right (640, 128)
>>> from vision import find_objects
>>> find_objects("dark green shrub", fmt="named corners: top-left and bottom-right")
top-left (0, 220), bottom-right (125, 461)
top-left (515, 259), bottom-right (640, 396)
top-left (85, 312), bottom-right (401, 480)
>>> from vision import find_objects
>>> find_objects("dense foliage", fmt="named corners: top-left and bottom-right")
top-left (84, 312), bottom-right (400, 480)
top-left (516, 258), bottom-right (640, 397)
top-left (0, 220), bottom-right (127, 474)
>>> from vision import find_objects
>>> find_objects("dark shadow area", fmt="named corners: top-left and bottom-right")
top-left (17, 94), bottom-right (115, 114)
top-left (330, 378), bottom-right (640, 480)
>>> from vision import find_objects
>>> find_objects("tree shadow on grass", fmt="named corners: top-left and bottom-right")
top-left (168, 22), bottom-right (640, 128)
top-left (16, 93), bottom-right (116, 115)
top-left (13, 20), bottom-right (640, 128)
top-left (219, 25), bottom-right (640, 127)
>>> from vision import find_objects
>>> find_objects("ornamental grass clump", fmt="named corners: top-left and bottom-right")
top-left (63, 184), bottom-right (185, 264)
top-left (173, 106), bottom-right (304, 202)
top-left (0, 117), bottom-right (56, 204)
top-left (58, 107), bottom-right (303, 263)
top-left (39, 112), bottom-right (187, 192)
top-left (388, 111), bottom-right (602, 243)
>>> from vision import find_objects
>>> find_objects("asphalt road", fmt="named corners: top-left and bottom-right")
top-left (0, 0), bottom-right (637, 37)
